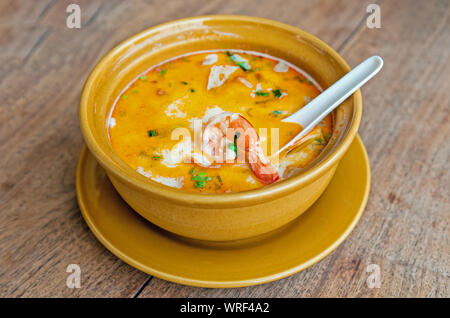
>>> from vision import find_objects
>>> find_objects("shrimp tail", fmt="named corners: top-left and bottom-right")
top-left (250, 162), bottom-right (280, 184)
top-left (248, 148), bottom-right (280, 184)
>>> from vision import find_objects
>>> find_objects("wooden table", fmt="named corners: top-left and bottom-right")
top-left (0, 0), bottom-right (448, 298)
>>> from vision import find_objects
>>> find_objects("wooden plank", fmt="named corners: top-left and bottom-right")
top-left (0, 0), bottom-right (240, 297)
top-left (138, 0), bottom-right (450, 297)
top-left (0, 0), bottom-right (146, 298)
top-left (336, 0), bottom-right (450, 297)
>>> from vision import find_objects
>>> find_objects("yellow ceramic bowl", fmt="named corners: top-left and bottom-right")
top-left (79, 15), bottom-right (362, 241)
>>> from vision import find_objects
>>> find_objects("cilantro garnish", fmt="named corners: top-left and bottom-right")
top-left (227, 142), bottom-right (237, 157)
top-left (194, 181), bottom-right (205, 188)
top-left (191, 170), bottom-right (211, 188)
top-left (256, 90), bottom-right (269, 96)
top-left (272, 89), bottom-right (283, 98)
top-left (225, 133), bottom-right (240, 159)
top-left (226, 51), bottom-right (251, 71)
top-left (315, 137), bottom-right (329, 146)
top-left (147, 130), bottom-right (158, 137)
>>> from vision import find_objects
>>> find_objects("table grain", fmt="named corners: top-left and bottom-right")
top-left (0, 0), bottom-right (448, 297)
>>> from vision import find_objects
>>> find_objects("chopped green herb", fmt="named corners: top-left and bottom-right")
top-left (140, 75), bottom-right (147, 81)
top-left (227, 142), bottom-right (237, 152)
top-left (152, 156), bottom-right (161, 160)
top-left (181, 81), bottom-right (188, 85)
top-left (193, 175), bottom-right (211, 182)
top-left (256, 90), bottom-right (269, 96)
top-left (228, 142), bottom-right (238, 158)
top-left (122, 95), bottom-right (128, 100)
top-left (232, 133), bottom-right (240, 158)
top-left (315, 138), bottom-right (324, 145)
top-left (272, 110), bottom-right (283, 115)
top-left (237, 62), bottom-right (250, 71)
top-left (272, 89), bottom-right (282, 98)
top-left (234, 133), bottom-right (238, 145)
top-left (194, 181), bottom-right (205, 188)
top-left (190, 88), bottom-right (195, 93)
top-left (226, 51), bottom-right (251, 71)
top-left (147, 130), bottom-right (158, 137)
top-left (191, 171), bottom-right (211, 188)
top-left (132, 89), bottom-right (139, 94)
top-left (160, 69), bottom-right (166, 76)
top-left (217, 175), bottom-right (223, 183)
top-left (324, 133), bottom-right (332, 143)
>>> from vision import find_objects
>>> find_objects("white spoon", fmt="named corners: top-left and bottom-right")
top-left (275, 55), bottom-right (383, 155)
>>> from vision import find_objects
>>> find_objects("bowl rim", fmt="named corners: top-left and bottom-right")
top-left (79, 14), bottom-right (362, 207)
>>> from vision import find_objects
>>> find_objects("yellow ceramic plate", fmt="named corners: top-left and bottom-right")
top-left (76, 135), bottom-right (370, 288)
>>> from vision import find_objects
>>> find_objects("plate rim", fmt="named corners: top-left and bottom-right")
top-left (76, 135), bottom-right (371, 288)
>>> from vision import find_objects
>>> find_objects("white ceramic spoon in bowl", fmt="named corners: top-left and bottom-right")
top-left (274, 55), bottom-right (383, 155)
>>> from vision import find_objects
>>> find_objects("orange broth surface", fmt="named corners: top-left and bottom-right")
top-left (108, 50), bottom-right (332, 193)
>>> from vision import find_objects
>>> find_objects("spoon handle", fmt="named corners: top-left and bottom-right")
top-left (279, 56), bottom-right (383, 153)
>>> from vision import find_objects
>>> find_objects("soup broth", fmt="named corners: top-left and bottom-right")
top-left (108, 50), bottom-right (332, 193)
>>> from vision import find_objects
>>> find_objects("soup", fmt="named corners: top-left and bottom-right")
top-left (108, 50), bottom-right (332, 193)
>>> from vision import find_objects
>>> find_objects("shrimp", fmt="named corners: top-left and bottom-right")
top-left (195, 112), bottom-right (280, 184)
